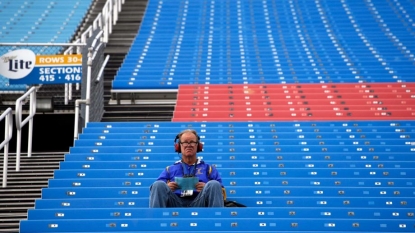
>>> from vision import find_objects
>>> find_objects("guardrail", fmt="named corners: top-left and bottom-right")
top-left (15, 86), bottom-right (37, 171)
top-left (71, 0), bottom-right (124, 138)
top-left (0, 108), bottom-right (13, 188)
top-left (1, 0), bottom-right (125, 187)
top-left (74, 99), bottom-right (89, 140)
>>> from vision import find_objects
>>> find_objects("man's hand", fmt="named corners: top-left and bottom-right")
top-left (195, 182), bottom-right (205, 192)
top-left (167, 181), bottom-right (178, 191)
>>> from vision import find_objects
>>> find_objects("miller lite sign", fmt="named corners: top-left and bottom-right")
top-left (0, 49), bottom-right (82, 84)
top-left (0, 49), bottom-right (36, 80)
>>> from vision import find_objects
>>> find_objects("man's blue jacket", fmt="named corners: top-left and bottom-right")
top-left (156, 159), bottom-right (225, 197)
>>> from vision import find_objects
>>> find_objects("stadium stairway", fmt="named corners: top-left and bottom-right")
top-left (103, 0), bottom-right (146, 99)
top-left (19, 121), bottom-right (415, 232)
top-left (0, 153), bottom-right (64, 233)
top-left (100, 0), bottom-right (177, 122)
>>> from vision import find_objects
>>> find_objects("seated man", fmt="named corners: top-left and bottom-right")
top-left (149, 129), bottom-right (225, 207)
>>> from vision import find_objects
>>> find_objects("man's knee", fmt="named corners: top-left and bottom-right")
top-left (150, 181), bottom-right (168, 191)
top-left (205, 180), bottom-right (221, 189)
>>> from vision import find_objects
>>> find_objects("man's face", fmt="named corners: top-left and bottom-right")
top-left (180, 132), bottom-right (198, 158)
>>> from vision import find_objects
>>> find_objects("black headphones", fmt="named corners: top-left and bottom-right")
top-left (174, 131), bottom-right (203, 153)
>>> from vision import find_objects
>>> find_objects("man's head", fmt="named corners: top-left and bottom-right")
top-left (175, 129), bottom-right (203, 163)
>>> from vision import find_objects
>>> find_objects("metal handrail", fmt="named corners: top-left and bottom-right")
top-left (0, 0), bottom-right (125, 186)
top-left (95, 55), bottom-right (110, 83)
top-left (0, 108), bottom-right (13, 188)
top-left (15, 86), bottom-right (37, 171)
top-left (71, 0), bottom-right (117, 139)
top-left (74, 46), bottom-right (94, 140)
top-left (74, 99), bottom-right (89, 140)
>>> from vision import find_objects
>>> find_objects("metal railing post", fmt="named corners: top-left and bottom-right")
top-left (85, 47), bottom-right (93, 124)
top-left (15, 86), bottom-right (37, 171)
top-left (27, 90), bottom-right (36, 157)
top-left (74, 99), bottom-right (89, 140)
top-left (0, 108), bottom-right (13, 188)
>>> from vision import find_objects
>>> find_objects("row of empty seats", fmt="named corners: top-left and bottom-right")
top-left (20, 121), bottom-right (415, 232)
top-left (112, 0), bottom-right (415, 89)
top-left (1, 1), bottom-right (89, 42)
top-left (173, 83), bottom-right (415, 121)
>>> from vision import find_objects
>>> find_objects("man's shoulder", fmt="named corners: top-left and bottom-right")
top-left (172, 160), bottom-right (182, 165)
top-left (172, 159), bottom-right (206, 165)
top-left (166, 160), bottom-right (209, 173)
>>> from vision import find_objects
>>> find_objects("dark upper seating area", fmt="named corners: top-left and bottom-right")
top-left (0, 0), bottom-right (92, 91)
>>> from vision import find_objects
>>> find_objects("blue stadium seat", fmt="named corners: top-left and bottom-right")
top-left (58, 161), bottom-right (415, 170)
top-left (52, 168), bottom-right (415, 179)
top-left (33, 196), bottom-right (415, 209)
top-left (47, 177), bottom-right (415, 188)
top-left (19, 218), bottom-right (415, 232)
